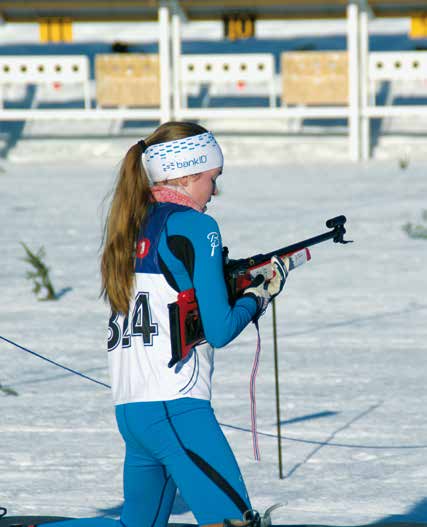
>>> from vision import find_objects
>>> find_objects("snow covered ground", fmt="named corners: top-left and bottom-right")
top-left (1, 154), bottom-right (426, 524)
top-left (0, 16), bottom-right (426, 526)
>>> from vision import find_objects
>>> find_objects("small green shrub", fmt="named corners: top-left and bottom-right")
top-left (0, 383), bottom-right (18, 396)
top-left (21, 242), bottom-right (57, 300)
top-left (403, 210), bottom-right (427, 240)
top-left (398, 156), bottom-right (409, 170)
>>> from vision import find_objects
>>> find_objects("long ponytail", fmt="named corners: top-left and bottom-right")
top-left (100, 142), bottom-right (152, 314)
top-left (100, 121), bottom-right (208, 314)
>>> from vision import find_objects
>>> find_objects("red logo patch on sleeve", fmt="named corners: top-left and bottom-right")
top-left (136, 238), bottom-right (150, 259)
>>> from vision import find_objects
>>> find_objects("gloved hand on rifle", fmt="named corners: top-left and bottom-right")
top-left (243, 255), bottom-right (289, 320)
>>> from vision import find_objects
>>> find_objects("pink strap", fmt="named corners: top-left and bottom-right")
top-left (250, 320), bottom-right (262, 461)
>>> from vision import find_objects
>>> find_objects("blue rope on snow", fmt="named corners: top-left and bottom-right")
top-left (0, 334), bottom-right (111, 389)
top-left (2, 334), bottom-right (427, 450)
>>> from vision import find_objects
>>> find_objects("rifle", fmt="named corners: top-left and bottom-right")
top-left (168, 215), bottom-right (352, 367)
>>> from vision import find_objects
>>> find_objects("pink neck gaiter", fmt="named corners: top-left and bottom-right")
top-left (151, 185), bottom-right (203, 213)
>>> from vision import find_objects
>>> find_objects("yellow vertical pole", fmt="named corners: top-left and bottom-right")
top-left (39, 20), bottom-right (49, 43)
top-left (50, 20), bottom-right (62, 43)
top-left (63, 20), bottom-right (73, 42)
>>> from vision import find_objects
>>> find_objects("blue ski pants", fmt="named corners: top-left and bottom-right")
top-left (42, 398), bottom-right (251, 527)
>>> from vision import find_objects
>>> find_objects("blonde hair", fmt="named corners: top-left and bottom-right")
top-left (100, 121), bottom-right (208, 314)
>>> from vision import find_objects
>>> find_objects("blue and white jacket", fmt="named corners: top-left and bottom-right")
top-left (108, 202), bottom-right (257, 404)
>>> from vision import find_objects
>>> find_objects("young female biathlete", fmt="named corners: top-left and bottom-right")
top-left (42, 122), bottom-right (288, 527)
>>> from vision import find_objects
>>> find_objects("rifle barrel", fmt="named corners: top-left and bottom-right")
top-left (225, 218), bottom-right (349, 275)
top-left (226, 229), bottom-right (338, 273)
top-left (259, 230), bottom-right (337, 263)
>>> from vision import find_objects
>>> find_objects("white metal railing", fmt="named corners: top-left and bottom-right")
top-left (0, 55), bottom-right (91, 109)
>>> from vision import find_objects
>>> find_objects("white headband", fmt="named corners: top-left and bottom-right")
top-left (142, 132), bottom-right (223, 183)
